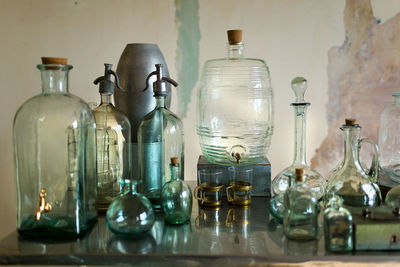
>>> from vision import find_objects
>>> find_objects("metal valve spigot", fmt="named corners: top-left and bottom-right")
top-left (35, 188), bottom-right (51, 220)
top-left (232, 152), bottom-right (241, 164)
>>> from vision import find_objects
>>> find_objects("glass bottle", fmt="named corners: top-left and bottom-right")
top-left (324, 195), bottom-right (353, 252)
top-left (379, 92), bottom-right (400, 183)
top-left (197, 29), bottom-right (274, 165)
top-left (283, 168), bottom-right (318, 241)
top-left (161, 158), bottom-right (192, 224)
top-left (138, 64), bottom-right (183, 209)
top-left (270, 77), bottom-right (324, 222)
top-left (106, 180), bottom-right (155, 237)
top-left (93, 63), bottom-right (131, 212)
top-left (325, 119), bottom-right (381, 207)
top-left (13, 57), bottom-right (97, 237)
top-left (385, 185), bottom-right (400, 208)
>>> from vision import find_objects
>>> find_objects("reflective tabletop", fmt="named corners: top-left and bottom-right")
top-left (0, 181), bottom-right (399, 266)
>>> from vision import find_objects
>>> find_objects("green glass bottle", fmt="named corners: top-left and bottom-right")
top-left (138, 64), bottom-right (184, 209)
top-left (284, 168), bottom-right (318, 240)
top-left (161, 158), bottom-right (192, 224)
top-left (93, 64), bottom-right (131, 212)
top-left (324, 195), bottom-right (353, 252)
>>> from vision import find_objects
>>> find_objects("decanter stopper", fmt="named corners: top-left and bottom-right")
top-left (345, 118), bottom-right (357, 126)
top-left (291, 77), bottom-right (307, 103)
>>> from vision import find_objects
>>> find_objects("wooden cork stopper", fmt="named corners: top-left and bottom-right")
top-left (345, 118), bottom-right (357, 126)
top-left (227, 30), bottom-right (243, 44)
top-left (41, 57), bottom-right (68, 65)
top-left (170, 157), bottom-right (179, 166)
top-left (295, 168), bottom-right (305, 182)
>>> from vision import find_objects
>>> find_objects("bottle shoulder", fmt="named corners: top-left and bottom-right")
top-left (203, 57), bottom-right (269, 70)
top-left (93, 104), bottom-right (131, 128)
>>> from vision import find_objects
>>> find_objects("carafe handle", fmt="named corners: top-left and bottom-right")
top-left (358, 138), bottom-right (380, 183)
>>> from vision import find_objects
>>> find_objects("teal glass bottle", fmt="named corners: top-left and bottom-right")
top-left (324, 195), bottom-right (353, 252)
top-left (106, 180), bottom-right (155, 237)
top-left (138, 64), bottom-right (184, 209)
top-left (93, 64), bottom-right (131, 212)
top-left (161, 158), bottom-right (192, 224)
top-left (13, 57), bottom-right (97, 237)
top-left (284, 168), bottom-right (318, 240)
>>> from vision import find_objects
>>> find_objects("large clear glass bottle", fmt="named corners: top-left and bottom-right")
top-left (13, 57), bottom-right (97, 237)
top-left (379, 92), bottom-right (400, 183)
top-left (197, 29), bottom-right (274, 165)
top-left (325, 119), bottom-right (381, 207)
top-left (323, 195), bottom-right (353, 252)
top-left (161, 158), bottom-right (192, 224)
top-left (283, 168), bottom-right (318, 241)
top-left (270, 77), bottom-right (324, 222)
top-left (93, 64), bottom-right (131, 212)
top-left (138, 64), bottom-right (183, 209)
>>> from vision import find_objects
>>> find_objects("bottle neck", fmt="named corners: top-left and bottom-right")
top-left (155, 96), bottom-right (166, 108)
top-left (170, 164), bottom-right (180, 181)
top-left (342, 126), bottom-right (361, 168)
top-left (292, 104), bottom-right (308, 166)
top-left (38, 64), bottom-right (71, 94)
top-left (227, 43), bottom-right (244, 59)
top-left (100, 94), bottom-right (113, 105)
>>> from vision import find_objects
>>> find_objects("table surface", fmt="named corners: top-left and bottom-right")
top-left (1, 181), bottom-right (400, 266)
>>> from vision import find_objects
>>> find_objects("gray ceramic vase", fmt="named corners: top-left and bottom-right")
top-left (115, 43), bottom-right (171, 142)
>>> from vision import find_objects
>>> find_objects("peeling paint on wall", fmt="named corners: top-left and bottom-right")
top-left (174, 0), bottom-right (201, 118)
top-left (311, 0), bottom-right (400, 175)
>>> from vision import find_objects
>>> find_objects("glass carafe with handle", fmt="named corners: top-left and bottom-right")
top-left (325, 118), bottom-right (381, 207)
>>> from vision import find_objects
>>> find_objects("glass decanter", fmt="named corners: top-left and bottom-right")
top-left (270, 77), bottom-right (324, 221)
top-left (161, 158), bottom-right (192, 224)
top-left (197, 29), bottom-right (274, 165)
top-left (138, 64), bottom-right (184, 209)
top-left (379, 92), bottom-right (400, 183)
top-left (325, 119), bottom-right (381, 207)
top-left (93, 63), bottom-right (131, 212)
top-left (106, 180), bottom-right (155, 237)
top-left (324, 195), bottom-right (353, 252)
top-left (283, 168), bottom-right (318, 241)
top-left (13, 57), bottom-right (97, 237)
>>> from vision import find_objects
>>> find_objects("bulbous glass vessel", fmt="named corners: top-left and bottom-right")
top-left (93, 64), bottom-right (131, 212)
top-left (385, 185), bottom-right (400, 208)
top-left (379, 92), bottom-right (400, 183)
top-left (197, 29), bottom-right (274, 165)
top-left (325, 119), bottom-right (381, 207)
top-left (13, 57), bottom-right (97, 237)
top-left (106, 181), bottom-right (155, 237)
top-left (161, 158), bottom-right (192, 224)
top-left (324, 195), bottom-right (353, 252)
top-left (283, 169), bottom-right (318, 241)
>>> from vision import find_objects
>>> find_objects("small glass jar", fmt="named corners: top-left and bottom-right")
top-left (284, 168), bottom-right (318, 240)
top-left (324, 195), bottom-right (353, 252)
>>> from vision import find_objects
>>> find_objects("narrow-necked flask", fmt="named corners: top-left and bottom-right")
top-left (379, 92), bottom-right (400, 183)
top-left (283, 168), bottom-right (318, 241)
top-left (161, 158), bottom-right (192, 224)
top-left (93, 64), bottom-right (131, 212)
top-left (324, 195), bottom-right (353, 252)
top-left (138, 64), bottom-right (184, 209)
top-left (106, 180), bottom-right (155, 237)
top-left (13, 57), bottom-right (97, 237)
top-left (325, 119), bottom-right (381, 207)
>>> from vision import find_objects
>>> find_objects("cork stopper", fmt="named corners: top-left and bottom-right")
top-left (41, 57), bottom-right (68, 65)
top-left (227, 30), bottom-right (243, 45)
top-left (345, 118), bottom-right (356, 126)
top-left (170, 157), bottom-right (179, 166)
top-left (295, 168), bottom-right (305, 182)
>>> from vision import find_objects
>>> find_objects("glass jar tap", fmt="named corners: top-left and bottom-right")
top-left (13, 57), bottom-right (97, 237)
top-left (325, 119), bottom-right (381, 207)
